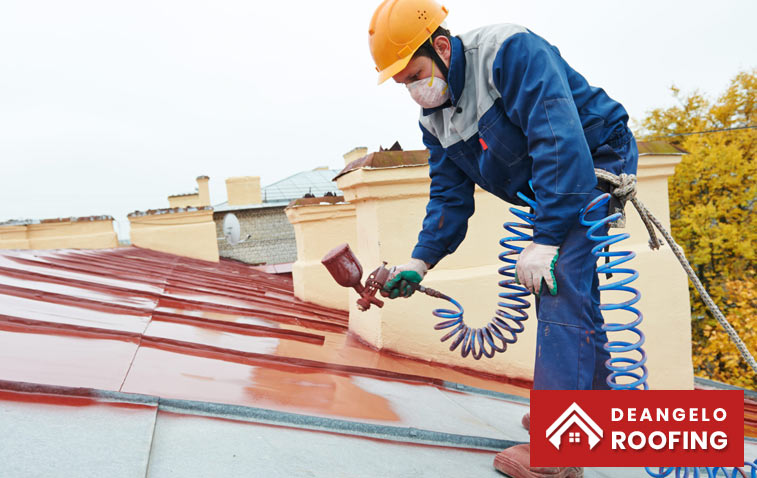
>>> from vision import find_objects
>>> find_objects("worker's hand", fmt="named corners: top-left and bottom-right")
top-left (382, 258), bottom-right (429, 299)
top-left (515, 243), bottom-right (559, 296)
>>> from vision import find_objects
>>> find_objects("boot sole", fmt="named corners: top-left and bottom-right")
top-left (494, 454), bottom-right (584, 478)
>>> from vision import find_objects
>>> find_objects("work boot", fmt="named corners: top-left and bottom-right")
top-left (522, 412), bottom-right (530, 432)
top-left (493, 444), bottom-right (583, 478)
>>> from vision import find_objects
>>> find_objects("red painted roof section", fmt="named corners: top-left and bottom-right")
top-left (3, 247), bottom-right (754, 439)
top-left (0, 247), bottom-right (529, 421)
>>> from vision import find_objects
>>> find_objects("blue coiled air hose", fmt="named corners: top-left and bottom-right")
top-left (428, 188), bottom-right (751, 475)
top-left (644, 462), bottom-right (757, 477)
top-left (580, 193), bottom-right (754, 477)
top-left (579, 192), bottom-right (649, 390)
top-left (432, 190), bottom-right (536, 360)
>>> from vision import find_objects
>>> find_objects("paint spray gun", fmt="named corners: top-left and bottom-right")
top-left (321, 243), bottom-right (449, 311)
top-left (321, 241), bottom-right (529, 360)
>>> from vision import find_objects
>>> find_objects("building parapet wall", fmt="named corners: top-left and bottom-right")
top-left (285, 196), bottom-right (356, 310)
top-left (128, 207), bottom-right (219, 262)
top-left (0, 225), bottom-right (32, 249)
top-left (0, 215), bottom-right (117, 250)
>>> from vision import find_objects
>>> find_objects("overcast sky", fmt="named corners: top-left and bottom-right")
top-left (1, 0), bottom-right (755, 239)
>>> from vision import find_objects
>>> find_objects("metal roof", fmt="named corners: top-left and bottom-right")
top-left (212, 200), bottom-right (290, 213)
top-left (0, 247), bottom-right (754, 476)
top-left (262, 168), bottom-right (342, 202)
top-left (0, 246), bottom-right (534, 476)
top-left (334, 149), bottom-right (429, 180)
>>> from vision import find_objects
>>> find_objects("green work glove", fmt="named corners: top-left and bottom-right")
top-left (382, 258), bottom-right (429, 299)
top-left (514, 243), bottom-right (559, 296)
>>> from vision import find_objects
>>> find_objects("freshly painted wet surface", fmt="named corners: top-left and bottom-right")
top-left (0, 251), bottom-right (163, 294)
top-left (1, 246), bottom-right (754, 461)
top-left (0, 293), bottom-right (151, 334)
top-left (0, 273), bottom-right (158, 310)
top-left (0, 323), bottom-right (139, 390)
top-left (122, 344), bottom-right (406, 422)
top-left (0, 247), bottom-right (529, 403)
top-left (0, 247), bottom-right (755, 477)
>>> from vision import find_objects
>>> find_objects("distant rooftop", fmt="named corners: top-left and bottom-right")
top-left (0, 219), bottom-right (39, 226)
top-left (127, 206), bottom-right (212, 218)
top-left (262, 167), bottom-right (342, 202)
top-left (167, 190), bottom-right (198, 199)
top-left (214, 167), bottom-right (343, 212)
top-left (1, 215), bottom-right (113, 226)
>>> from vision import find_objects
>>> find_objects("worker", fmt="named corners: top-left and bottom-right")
top-left (369, 0), bottom-right (637, 476)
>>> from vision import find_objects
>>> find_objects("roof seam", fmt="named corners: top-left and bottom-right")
top-left (0, 379), bottom-right (523, 451)
top-left (141, 402), bottom-right (160, 478)
top-left (158, 397), bottom-right (522, 451)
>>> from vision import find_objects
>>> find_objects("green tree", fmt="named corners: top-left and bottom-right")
top-left (636, 69), bottom-right (757, 389)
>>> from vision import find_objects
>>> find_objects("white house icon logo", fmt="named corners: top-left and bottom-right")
top-left (545, 402), bottom-right (604, 450)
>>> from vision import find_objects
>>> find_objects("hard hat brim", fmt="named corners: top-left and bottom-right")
top-left (377, 54), bottom-right (414, 85)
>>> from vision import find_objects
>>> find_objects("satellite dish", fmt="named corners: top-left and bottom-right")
top-left (221, 213), bottom-right (250, 246)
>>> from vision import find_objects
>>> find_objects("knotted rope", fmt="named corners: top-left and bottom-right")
top-left (595, 168), bottom-right (757, 375)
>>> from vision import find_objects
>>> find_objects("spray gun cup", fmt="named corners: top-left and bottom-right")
top-left (321, 243), bottom-right (363, 289)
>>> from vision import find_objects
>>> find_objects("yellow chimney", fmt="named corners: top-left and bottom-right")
top-left (168, 175), bottom-right (210, 208)
top-left (343, 147), bottom-right (368, 166)
top-left (196, 175), bottom-right (210, 206)
top-left (226, 176), bottom-right (262, 206)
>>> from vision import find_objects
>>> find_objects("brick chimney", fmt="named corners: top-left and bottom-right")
top-left (226, 176), bottom-right (262, 206)
top-left (343, 147), bottom-right (368, 166)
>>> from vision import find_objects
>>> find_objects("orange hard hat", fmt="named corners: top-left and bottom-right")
top-left (369, 0), bottom-right (448, 84)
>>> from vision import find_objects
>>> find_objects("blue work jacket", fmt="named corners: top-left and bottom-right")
top-left (411, 24), bottom-right (635, 267)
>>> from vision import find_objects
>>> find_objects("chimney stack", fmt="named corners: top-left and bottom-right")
top-left (196, 176), bottom-right (210, 206)
top-left (226, 176), bottom-right (262, 206)
top-left (343, 147), bottom-right (368, 166)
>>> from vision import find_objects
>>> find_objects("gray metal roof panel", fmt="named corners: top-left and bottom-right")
top-left (213, 169), bottom-right (342, 210)
top-left (0, 394), bottom-right (157, 478)
top-left (212, 200), bottom-right (290, 213)
top-left (1, 381), bottom-right (755, 477)
top-left (261, 169), bottom-right (342, 202)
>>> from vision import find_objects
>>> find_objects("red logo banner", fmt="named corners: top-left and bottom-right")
top-left (530, 390), bottom-right (744, 467)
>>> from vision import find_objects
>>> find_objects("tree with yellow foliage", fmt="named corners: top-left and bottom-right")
top-left (636, 69), bottom-right (756, 389)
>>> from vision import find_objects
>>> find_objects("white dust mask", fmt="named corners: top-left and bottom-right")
top-left (406, 61), bottom-right (449, 108)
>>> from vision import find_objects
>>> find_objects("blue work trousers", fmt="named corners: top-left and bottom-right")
top-left (532, 137), bottom-right (638, 390)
